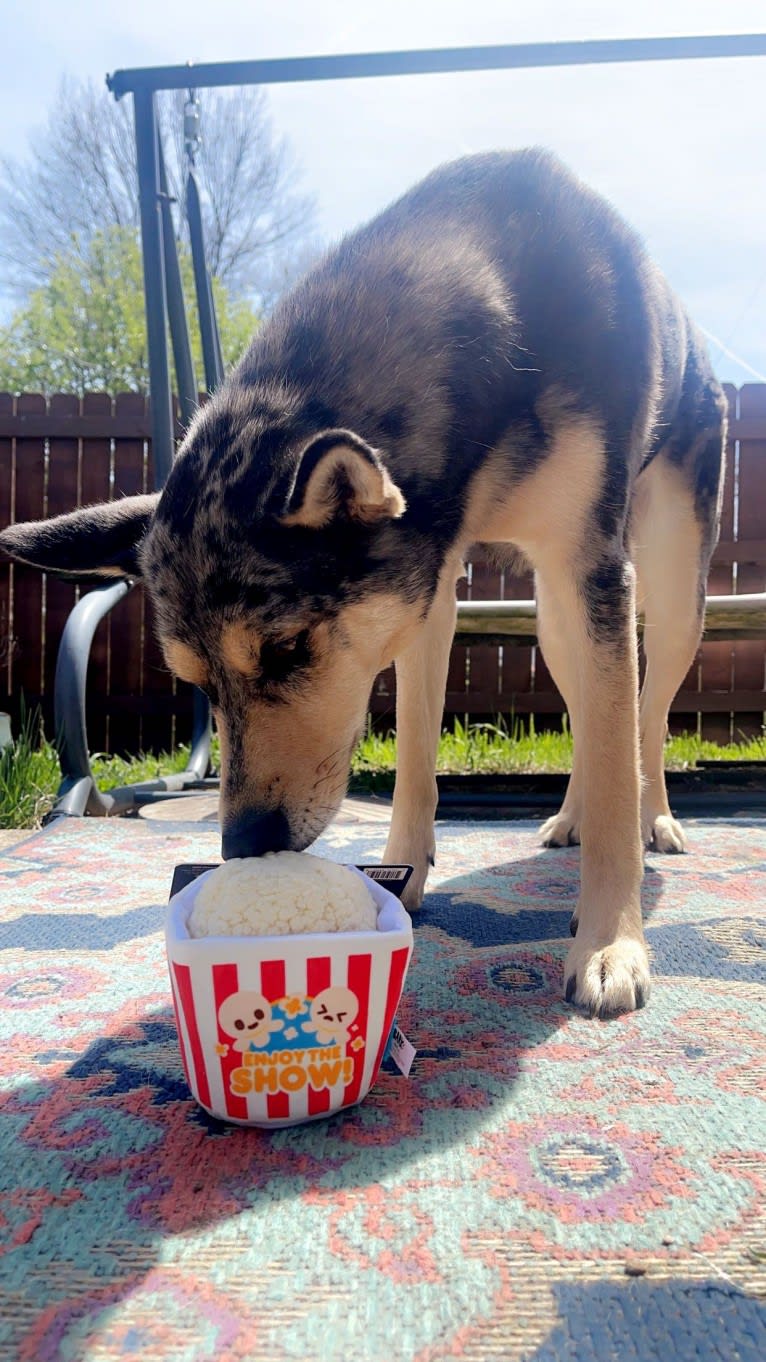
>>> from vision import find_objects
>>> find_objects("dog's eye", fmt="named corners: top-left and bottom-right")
top-left (271, 634), bottom-right (301, 657)
top-left (260, 630), bottom-right (310, 682)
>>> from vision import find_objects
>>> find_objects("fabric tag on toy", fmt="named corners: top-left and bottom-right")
top-left (385, 1022), bottom-right (417, 1077)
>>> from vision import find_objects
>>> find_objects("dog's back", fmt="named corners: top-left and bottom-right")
top-left (235, 149), bottom-right (723, 554)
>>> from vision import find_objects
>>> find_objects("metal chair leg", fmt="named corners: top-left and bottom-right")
top-left (49, 580), bottom-right (212, 820)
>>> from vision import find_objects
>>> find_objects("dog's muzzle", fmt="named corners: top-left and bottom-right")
top-left (221, 808), bottom-right (292, 860)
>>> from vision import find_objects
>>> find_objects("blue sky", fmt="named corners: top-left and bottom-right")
top-left (2, 0), bottom-right (765, 384)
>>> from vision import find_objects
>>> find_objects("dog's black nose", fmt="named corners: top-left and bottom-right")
top-left (221, 809), bottom-right (292, 860)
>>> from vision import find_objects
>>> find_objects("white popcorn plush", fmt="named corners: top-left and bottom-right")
top-left (187, 851), bottom-right (378, 938)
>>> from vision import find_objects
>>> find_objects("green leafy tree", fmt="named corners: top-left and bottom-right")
top-left (0, 226), bottom-right (259, 396)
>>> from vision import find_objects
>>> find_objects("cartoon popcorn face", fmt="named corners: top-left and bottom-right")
top-left (218, 991), bottom-right (283, 1052)
top-left (304, 986), bottom-right (359, 1045)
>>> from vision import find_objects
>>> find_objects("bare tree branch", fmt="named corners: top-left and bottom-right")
top-left (0, 77), bottom-right (318, 307)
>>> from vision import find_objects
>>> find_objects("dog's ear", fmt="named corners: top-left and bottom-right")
top-left (0, 493), bottom-right (160, 579)
top-left (281, 430), bottom-right (406, 529)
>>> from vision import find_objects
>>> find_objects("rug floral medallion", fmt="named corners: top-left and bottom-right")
top-left (0, 816), bottom-right (764, 1361)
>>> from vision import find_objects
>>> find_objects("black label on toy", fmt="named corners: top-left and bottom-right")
top-left (169, 863), bottom-right (218, 900)
top-left (169, 861), bottom-right (414, 902)
top-left (356, 865), bottom-right (413, 899)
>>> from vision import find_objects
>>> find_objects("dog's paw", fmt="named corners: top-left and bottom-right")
top-left (384, 833), bottom-right (434, 911)
top-left (401, 869), bottom-right (428, 912)
top-left (540, 810), bottom-right (581, 848)
top-left (642, 812), bottom-right (687, 854)
top-left (564, 937), bottom-right (650, 1018)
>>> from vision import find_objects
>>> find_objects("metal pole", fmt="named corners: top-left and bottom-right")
top-left (107, 33), bottom-right (766, 99)
top-left (157, 130), bottom-right (199, 431)
top-left (133, 88), bottom-right (175, 489)
top-left (211, 277), bottom-right (225, 385)
top-left (157, 139), bottom-right (212, 779)
top-left (186, 168), bottom-right (223, 390)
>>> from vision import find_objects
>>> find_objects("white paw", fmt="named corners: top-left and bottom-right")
top-left (384, 832), bottom-right (434, 911)
top-left (401, 867), bottom-right (429, 912)
top-left (564, 936), bottom-right (650, 1018)
top-left (540, 809), bottom-right (581, 848)
top-left (642, 812), bottom-right (687, 854)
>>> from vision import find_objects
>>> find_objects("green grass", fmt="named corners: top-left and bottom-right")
top-left (0, 708), bottom-right (61, 830)
top-left (89, 745), bottom-right (199, 790)
top-left (349, 716), bottom-right (766, 791)
top-left (664, 732), bottom-right (766, 767)
top-left (0, 720), bottom-right (203, 831)
top-left (0, 712), bottom-right (764, 829)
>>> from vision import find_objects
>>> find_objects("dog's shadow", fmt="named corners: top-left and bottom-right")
top-left (420, 841), bottom-right (667, 941)
top-left (2, 848), bottom-right (666, 1358)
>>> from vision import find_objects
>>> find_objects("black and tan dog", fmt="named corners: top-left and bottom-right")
top-left (0, 150), bottom-right (726, 1018)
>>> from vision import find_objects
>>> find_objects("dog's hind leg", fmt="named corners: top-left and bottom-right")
top-left (383, 554), bottom-right (462, 910)
top-left (632, 455), bottom-right (715, 852)
top-left (536, 575), bottom-right (583, 848)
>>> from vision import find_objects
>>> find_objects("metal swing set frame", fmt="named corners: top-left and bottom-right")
top-left (48, 32), bottom-right (766, 819)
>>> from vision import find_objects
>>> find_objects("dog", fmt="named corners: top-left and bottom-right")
top-left (0, 149), bottom-right (726, 1018)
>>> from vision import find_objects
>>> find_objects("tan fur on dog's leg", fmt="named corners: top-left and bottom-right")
top-left (535, 573), bottom-right (583, 849)
top-left (384, 557), bottom-right (461, 909)
top-left (537, 562), bottom-right (648, 1018)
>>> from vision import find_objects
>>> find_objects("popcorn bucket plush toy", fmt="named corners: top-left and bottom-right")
top-left (165, 854), bottom-right (413, 1128)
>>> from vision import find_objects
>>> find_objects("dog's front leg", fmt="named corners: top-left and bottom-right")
top-left (383, 556), bottom-right (461, 910)
top-left (538, 555), bottom-right (649, 1017)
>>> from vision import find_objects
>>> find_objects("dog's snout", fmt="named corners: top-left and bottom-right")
top-left (222, 809), bottom-right (292, 860)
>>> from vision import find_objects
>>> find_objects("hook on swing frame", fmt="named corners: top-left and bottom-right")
top-left (183, 88), bottom-right (201, 164)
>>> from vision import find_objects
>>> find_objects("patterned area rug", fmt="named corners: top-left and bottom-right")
top-left (0, 815), bottom-right (764, 1361)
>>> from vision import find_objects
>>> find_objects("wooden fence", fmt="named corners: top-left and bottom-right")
top-left (0, 384), bottom-right (764, 753)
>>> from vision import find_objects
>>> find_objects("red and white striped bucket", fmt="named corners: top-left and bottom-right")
top-left (165, 869), bottom-right (413, 1127)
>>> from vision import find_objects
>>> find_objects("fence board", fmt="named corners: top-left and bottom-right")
top-left (466, 555), bottom-right (502, 720)
top-left (43, 396), bottom-right (80, 735)
top-left (0, 394), bottom-right (12, 701)
top-left (11, 395), bottom-right (47, 722)
top-left (369, 664), bottom-right (396, 724)
top-left (78, 393), bottom-right (116, 754)
top-left (696, 389), bottom-right (737, 740)
top-left (111, 393), bottom-right (148, 753)
top-left (141, 419), bottom-right (177, 753)
top-left (499, 559), bottom-right (534, 721)
top-left (730, 384), bottom-right (766, 737)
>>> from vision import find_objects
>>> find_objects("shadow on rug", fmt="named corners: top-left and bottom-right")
top-left (0, 816), bottom-right (764, 1361)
